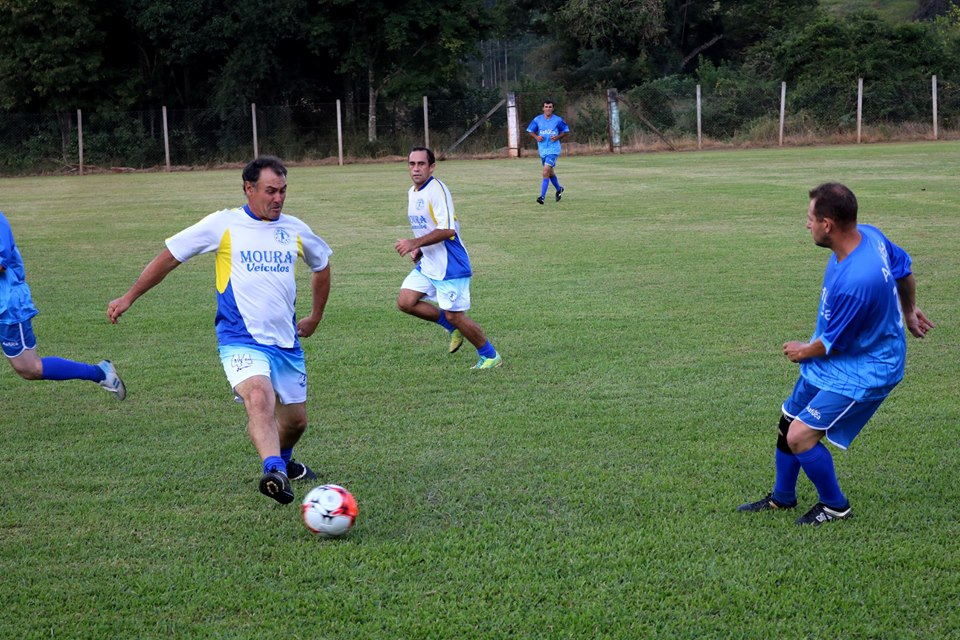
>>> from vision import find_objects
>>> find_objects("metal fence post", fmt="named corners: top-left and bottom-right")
top-left (162, 106), bottom-right (171, 171)
top-left (607, 89), bottom-right (621, 154)
top-left (77, 109), bottom-right (84, 175)
top-left (336, 99), bottom-right (344, 166)
top-left (779, 82), bottom-right (787, 147)
top-left (506, 92), bottom-right (520, 158)
top-left (423, 96), bottom-right (430, 149)
top-left (696, 85), bottom-right (702, 150)
top-left (856, 78), bottom-right (863, 144)
top-left (932, 75), bottom-right (938, 141)
top-left (251, 103), bottom-right (259, 158)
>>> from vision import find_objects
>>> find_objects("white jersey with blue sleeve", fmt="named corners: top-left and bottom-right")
top-left (800, 224), bottom-right (911, 401)
top-left (0, 211), bottom-right (39, 324)
top-left (408, 176), bottom-right (471, 281)
top-left (527, 114), bottom-right (570, 158)
top-left (165, 206), bottom-right (331, 350)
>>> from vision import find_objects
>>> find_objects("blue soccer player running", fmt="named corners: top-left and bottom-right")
top-left (527, 100), bottom-right (570, 205)
top-left (107, 156), bottom-right (332, 505)
top-left (1, 211), bottom-right (125, 399)
top-left (395, 147), bottom-right (503, 370)
top-left (739, 183), bottom-right (934, 525)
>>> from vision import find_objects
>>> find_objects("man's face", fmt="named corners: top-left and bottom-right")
top-left (806, 200), bottom-right (830, 248)
top-left (543, 102), bottom-right (554, 117)
top-left (408, 150), bottom-right (434, 188)
top-left (245, 168), bottom-right (287, 220)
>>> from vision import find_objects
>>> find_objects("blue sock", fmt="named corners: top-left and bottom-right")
top-left (436, 315), bottom-right (455, 333)
top-left (280, 448), bottom-right (293, 464)
top-left (263, 456), bottom-right (287, 476)
top-left (477, 341), bottom-right (497, 359)
top-left (773, 449), bottom-right (801, 505)
top-left (540, 179), bottom-right (549, 198)
top-left (796, 443), bottom-right (847, 508)
top-left (550, 176), bottom-right (561, 190)
top-left (41, 357), bottom-right (103, 382)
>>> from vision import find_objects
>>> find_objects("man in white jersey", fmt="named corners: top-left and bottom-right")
top-left (107, 156), bottom-right (332, 505)
top-left (395, 147), bottom-right (502, 369)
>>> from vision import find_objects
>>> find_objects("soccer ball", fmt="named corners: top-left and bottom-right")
top-left (301, 484), bottom-right (358, 538)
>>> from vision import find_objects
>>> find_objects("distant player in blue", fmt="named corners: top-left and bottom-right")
top-left (395, 147), bottom-right (502, 369)
top-left (0, 211), bottom-right (125, 398)
top-left (739, 183), bottom-right (934, 525)
top-left (526, 100), bottom-right (570, 205)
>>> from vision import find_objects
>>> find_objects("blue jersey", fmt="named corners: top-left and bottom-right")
top-left (527, 114), bottom-right (569, 158)
top-left (800, 224), bottom-right (912, 401)
top-left (0, 211), bottom-right (39, 325)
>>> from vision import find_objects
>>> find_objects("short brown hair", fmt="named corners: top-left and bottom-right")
top-left (809, 183), bottom-right (858, 228)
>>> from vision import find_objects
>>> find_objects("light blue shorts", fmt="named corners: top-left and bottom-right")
top-left (218, 344), bottom-right (307, 405)
top-left (401, 269), bottom-right (471, 312)
top-left (1, 320), bottom-right (37, 357)
top-left (541, 154), bottom-right (558, 168)
top-left (782, 377), bottom-right (885, 450)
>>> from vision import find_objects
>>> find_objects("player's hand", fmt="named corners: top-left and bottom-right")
top-left (906, 308), bottom-right (934, 338)
top-left (395, 238), bottom-right (417, 257)
top-left (297, 316), bottom-right (320, 338)
top-left (107, 297), bottom-right (131, 324)
top-left (410, 248), bottom-right (421, 262)
top-left (783, 341), bottom-right (807, 363)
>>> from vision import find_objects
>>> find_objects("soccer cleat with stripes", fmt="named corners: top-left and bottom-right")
top-left (471, 353), bottom-right (503, 370)
top-left (259, 470), bottom-right (294, 504)
top-left (449, 329), bottom-right (464, 354)
top-left (536, 196), bottom-right (545, 205)
top-left (97, 360), bottom-right (126, 401)
top-left (795, 502), bottom-right (852, 526)
top-left (737, 492), bottom-right (797, 512)
top-left (286, 459), bottom-right (317, 481)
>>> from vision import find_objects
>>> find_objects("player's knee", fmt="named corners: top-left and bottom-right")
top-left (397, 295), bottom-right (417, 315)
top-left (10, 359), bottom-right (42, 380)
top-left (776, 414), bottom-right (792, 454)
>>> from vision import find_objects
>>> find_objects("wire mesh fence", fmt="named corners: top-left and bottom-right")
top-left (1, 75), bottom-right (957, 175)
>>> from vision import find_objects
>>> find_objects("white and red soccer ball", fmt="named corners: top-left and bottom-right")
top-left (301, 484), bottom-right (358, 538)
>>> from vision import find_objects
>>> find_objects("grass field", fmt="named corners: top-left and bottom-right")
top-left (1, 142), bottom-right (958, 638)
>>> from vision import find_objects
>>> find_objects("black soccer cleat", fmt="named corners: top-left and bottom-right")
top-left (259, 470), bottom-right (294, 504)
top-left (286, 459), bottom-right (317, 481)
top-left (536, 196), bottom-right (544, 205)
top-left (737, 492), bottom-right (798, 512)
top-left (795, 501), bottom-right (852, 526)
top-left (555, 186), bottom-right (564, 202)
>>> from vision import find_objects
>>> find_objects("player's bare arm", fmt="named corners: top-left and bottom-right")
top-left (297, 266), bottom-right (330, 338)
top-left (783, 338), bottom-right (827, 363)
top-left (895, 273), bottom-right (934, 338)
top-left (107, 248), bottom-right (182, 323)
top-left (395, 228), bottom-right (456, 257)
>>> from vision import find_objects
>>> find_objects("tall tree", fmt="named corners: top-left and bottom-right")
top-left (309, 0), bottom-right (492, 142)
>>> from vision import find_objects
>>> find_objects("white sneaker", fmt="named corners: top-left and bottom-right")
top-left (97, 360), bottom-right (126, 401)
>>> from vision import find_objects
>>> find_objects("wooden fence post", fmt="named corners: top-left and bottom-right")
top-left (856, 78), bottom-right (863, 144)
top-left (779, 82), bottom-right (786, 147)
top-left (506, 92), bottom-right (520, 158)
top-left (162, 106), bottom-right (171, 171)
top-left (77, 109), bottom-right (84, 175)
top-left (336, 99), bottom-right (344, 166)
top-left (251, 103), bottom-right (259, 158)
top-left (696, 85), bottom-right (702, 150)
top-left (932, 75), bottom-right (939, 141)
top-left (423, 96), bottom-right (430, 150)
top-left (607, 89), bottom-right (621, 154)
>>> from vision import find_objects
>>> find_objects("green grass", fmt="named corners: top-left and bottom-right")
top-left (1, 142), bottom-right (959, 638)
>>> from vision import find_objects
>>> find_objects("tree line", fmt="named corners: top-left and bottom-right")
top-left (1, 0), bottom-right (959, 145)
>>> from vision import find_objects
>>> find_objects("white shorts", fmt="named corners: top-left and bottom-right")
top-left (218, 344), bottom-right (307, 405)
top-left (401, 270), bottom-right (471, 312)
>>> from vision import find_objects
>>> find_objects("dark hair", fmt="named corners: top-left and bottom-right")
top-left (543, 99), bottom-right (554, 106)
top-left (809, 182), bottom-right (858, 228)
top-left (242, 155), bottom-right (287, 189)
top-left (410, 146), bottom-right (435, 165)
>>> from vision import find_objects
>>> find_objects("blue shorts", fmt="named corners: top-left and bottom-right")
top-left (401, 269), bottom-right (471, 312)
top-left (782, 377), bottom-right (885, 450)
top-left (540, 155), bottom-right (558, 168)
top-left (218, 344), bottom-right (307, 405)
top-left (1, 320), bottom-right (37, 357)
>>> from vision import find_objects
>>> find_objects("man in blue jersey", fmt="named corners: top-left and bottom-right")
top-left (395, 147), bottom-right (502, 370)
top-left (107, 156), bottom-right (332, 505)
top-left (526, 100), bottom-right (570, 205)
top-left (739, 183), bottom-right (934, 525)
top-left (1, 211), bottom-right (125, 398)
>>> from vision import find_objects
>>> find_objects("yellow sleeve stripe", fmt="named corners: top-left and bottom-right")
top-left (215, 228), bottom-right (231, 293)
